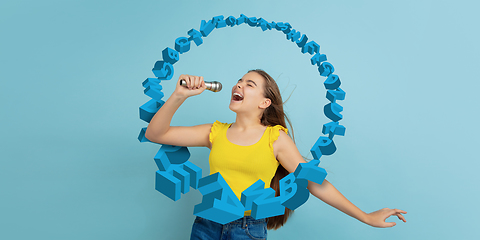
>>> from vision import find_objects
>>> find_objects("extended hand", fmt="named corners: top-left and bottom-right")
top-left (173, 74), bottom-right (206, 98)
top-left (366, 208), bottom-right (407, 228)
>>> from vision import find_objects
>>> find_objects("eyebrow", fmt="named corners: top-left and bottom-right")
top-left (238, 79), bottom-right (257, 86)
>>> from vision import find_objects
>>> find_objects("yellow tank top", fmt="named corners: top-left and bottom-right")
top-left (209, 121), bottom-right (287, 204)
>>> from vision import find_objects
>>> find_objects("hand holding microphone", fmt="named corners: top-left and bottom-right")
top-left (180, 79), bottom-right (222, 92)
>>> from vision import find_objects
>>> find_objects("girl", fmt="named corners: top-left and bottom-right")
top-left (145, 69), bottom-right (407, 240)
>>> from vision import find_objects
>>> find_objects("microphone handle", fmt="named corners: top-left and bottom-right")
top-left (179, 79), bottom-right (222, 92)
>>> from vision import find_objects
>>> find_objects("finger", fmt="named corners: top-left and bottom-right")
top-left (189, 75), bottom-right (194, 89)
top-left (393, 208), bottom-right (407, 214)
top-left (186, 75), bottom-right (194, 89)
top-left (191, 76), bottom-right (196, 89)
top-left (200, 76), bottom-right (205, 88)
top-left (387, 208), bottom-right (402, 218)
top-left (397, 209), bottom-right (407, 214)
top-left (194, 76), bottom-right (200, 89)
top-left (190, 75), bottom-right (196, 89)
top-left (396, 213), bottom-right (406, 222)
top-left (392, 209), bottom-right (407, 221)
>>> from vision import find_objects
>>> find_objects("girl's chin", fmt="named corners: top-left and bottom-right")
top-left (229, 102), bottom-right (242, 112)
top-left (229, 100), bottom-right (242, 105)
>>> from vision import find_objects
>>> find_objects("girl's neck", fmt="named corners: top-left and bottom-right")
top-left (233, 113), bottom-right (263, 130)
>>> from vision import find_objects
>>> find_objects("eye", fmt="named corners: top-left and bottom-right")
top-left (247, 84), bottom-right (253, 87)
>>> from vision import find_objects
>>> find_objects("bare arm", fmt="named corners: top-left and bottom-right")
top-left (307, 180), bottom-right (406, 227)
top-left (274, 131), bottom-right (407, 227)
top-left (145, 74), bottom-right (212, 148)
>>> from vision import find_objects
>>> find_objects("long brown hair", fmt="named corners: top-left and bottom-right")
top-left (249, 69), bottom-right (294, 230)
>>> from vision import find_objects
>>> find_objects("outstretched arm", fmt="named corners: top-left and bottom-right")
top-left (274, 131), bottom-right (407, 227)
top-left (145, 74), bottom-right (212, 148)
top-left (307, 180), bottom-right (407, 227)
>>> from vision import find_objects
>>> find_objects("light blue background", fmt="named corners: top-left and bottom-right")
top-left (1, 0), bottom-right (479, 239)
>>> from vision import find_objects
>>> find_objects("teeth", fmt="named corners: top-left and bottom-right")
top-left (233, 92), bottom-right (243, 101)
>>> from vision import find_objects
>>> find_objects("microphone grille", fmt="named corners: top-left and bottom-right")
top-left (213, 81), bottom-right (222, 92)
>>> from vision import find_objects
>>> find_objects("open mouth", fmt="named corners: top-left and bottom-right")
top-left (232, 92), bottom-right (244, 101)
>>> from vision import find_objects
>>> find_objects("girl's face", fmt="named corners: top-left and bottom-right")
top-left (229, 72), bottom-right (271, 113)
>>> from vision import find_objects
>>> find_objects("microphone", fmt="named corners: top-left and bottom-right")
top-left (180, 79), bottom-right (222, 92)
